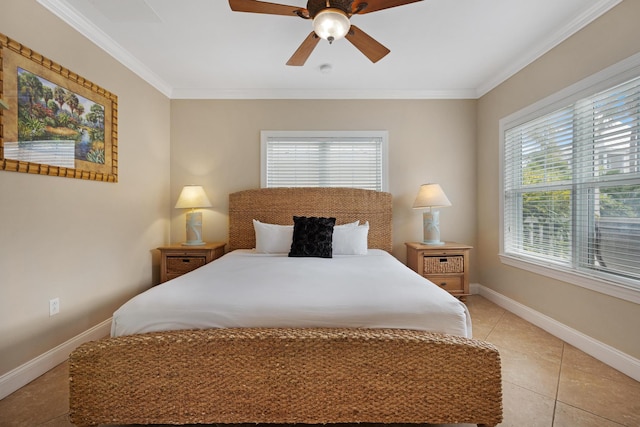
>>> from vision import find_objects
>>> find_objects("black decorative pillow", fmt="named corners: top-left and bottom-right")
top-left (289, 216), bottom-right (336, 258)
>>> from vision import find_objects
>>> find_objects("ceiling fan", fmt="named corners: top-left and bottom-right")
top-left (228, 0), bottom-right (423, 66)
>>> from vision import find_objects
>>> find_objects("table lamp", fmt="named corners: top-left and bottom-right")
top-left (175, 185), bottom-right (212, 246)
top-left (412, 183), bottom-right (451, 245)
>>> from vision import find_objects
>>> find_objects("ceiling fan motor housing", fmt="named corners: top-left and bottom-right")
top-left (307, 0), bottom-right (354, 17)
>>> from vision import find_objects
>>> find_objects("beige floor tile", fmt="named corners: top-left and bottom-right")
top-left (553, 401), bottom-right (624, 426)
top-left (486, 311), bottom-right (564, 362)
top-left (465, 295), bottom-right (506, 340)
top-left (562, 344), bottom-right (635, 383)
top-left (0, 361), bottom-right (69, 427)
top-left (558, 363), bottom-right (640, 426)
top-left (496, 344), bottom-right (561, 399)
top-left (501, 381), bottom-right (555, 427)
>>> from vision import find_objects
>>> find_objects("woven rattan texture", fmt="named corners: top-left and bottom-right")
top-left (69, 328), bottom-right (502, 426)
top-left (228, 187), bottom-right (393, 252)
top-left (424, 255), bottom-right (465, 273)
top-left (166, 256), bottom-right (205, 273)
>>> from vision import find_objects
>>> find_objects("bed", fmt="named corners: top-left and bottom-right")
top-left (69, 187), bottom-right (503, 427)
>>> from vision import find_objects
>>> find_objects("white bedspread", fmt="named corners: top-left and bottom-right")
top-left (112, 249), bottom-right (472, 338)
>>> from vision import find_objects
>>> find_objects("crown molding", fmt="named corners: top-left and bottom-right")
top-left (475, 0), bottom-right (623, 98)
top-left (37, 0), bottom-right (173, 97)
top-left (169, 87), bottom-right (478, 100)
top-left (39, 0), bottom-right (622, 100)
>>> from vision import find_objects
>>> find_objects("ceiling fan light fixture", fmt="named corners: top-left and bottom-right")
top-left (313, 8), bottom-right (350, 44)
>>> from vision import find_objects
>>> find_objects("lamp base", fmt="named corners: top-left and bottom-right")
top-left (422, 240), bottom-right (445, 245)
top-left (184, 211), bottom-right (205, 246)
top-left (422, 210), bottom-right (445, 245)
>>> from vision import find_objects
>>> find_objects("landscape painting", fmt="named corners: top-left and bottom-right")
top-left (13, 67), bottom-right (106, 168)
top-left (0, 32), bottom-right (118, 182)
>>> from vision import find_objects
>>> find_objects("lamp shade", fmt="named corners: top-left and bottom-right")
top-left (412, 183), bottom-right (452, 209)
top-left (174, 185), bottom-right (212, 209)
top-left (313, 8), bottom-right (350, 43)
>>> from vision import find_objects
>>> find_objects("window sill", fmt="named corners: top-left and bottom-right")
top-left (498, 253), bottom-right (640, 304)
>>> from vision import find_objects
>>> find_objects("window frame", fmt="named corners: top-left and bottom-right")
top-left (260, 130), bottom-right (389, 191)
top-left (499, 52), bottom-right (640, 304)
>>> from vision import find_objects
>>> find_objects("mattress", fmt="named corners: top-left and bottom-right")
top-left (111, 249), bottom-right (472, 338)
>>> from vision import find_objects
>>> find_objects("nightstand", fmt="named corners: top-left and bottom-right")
top-left (405, 242), bottom-right (472, 300)
top-left (158, 242), bottom-right (226, 283)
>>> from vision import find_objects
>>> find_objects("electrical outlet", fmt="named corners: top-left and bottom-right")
top-left (49, 298), bottom-right (60, 316)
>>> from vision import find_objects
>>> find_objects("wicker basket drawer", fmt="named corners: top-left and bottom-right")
top-left (428, 275), bottom-right (464, 293)
top-left (423, 256), bottom-right (464, 274)
top-left (166, 256), bottom-right (206, 275)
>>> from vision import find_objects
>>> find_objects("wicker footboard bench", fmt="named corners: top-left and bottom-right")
top-left (69, 328), bottom-right (502, 426)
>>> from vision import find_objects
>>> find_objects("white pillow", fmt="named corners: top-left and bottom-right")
top-left (253, 219), bottom-right (360, 254)
top-left (333, 221), bottom-right (369, 255)
top-left (253, 220), bottom-right (293, 253)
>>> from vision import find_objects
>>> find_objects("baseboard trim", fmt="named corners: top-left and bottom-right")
top-left (0, 318), bottom-right (111, 400)
top-left (471, 283), bottom-right (640, 382)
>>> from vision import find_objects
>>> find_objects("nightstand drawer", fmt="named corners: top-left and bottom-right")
top-left (423, 256), bottom-right (464, 274)
top-left (428, 275), bottom-right (464, 293)
top-left (166, 256), bottom-right (206, 275)
top-left (158, 242), bottom-right (226, 283)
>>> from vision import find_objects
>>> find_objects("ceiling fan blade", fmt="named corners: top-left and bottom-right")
top-left (352, 0), bottom-right (423, 14)
top-left (286, 32), bottom-right (320, 66)
top-left (345, 25), bottom-right (390, 63)
top-left (229, 0), bottom-right (306, 17)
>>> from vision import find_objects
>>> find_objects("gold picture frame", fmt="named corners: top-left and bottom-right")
top-left (0, 33), bottom-right (118, 182)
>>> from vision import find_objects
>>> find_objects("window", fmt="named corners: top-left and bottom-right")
top-left (500, 57), bottom-right (640, 303)
top-left (261, 131), bottom-right (388, 191)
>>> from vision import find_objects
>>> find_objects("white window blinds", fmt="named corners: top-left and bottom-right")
top-left (503, 75), bottom-right (640, 291)
top-left (261, 131), bottom-right (388, 191)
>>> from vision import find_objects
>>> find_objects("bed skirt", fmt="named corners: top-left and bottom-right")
top-left (69, 328), bottom-right (503, 427)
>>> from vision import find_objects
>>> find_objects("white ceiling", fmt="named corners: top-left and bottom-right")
top-left (38, 0), bottom-right (621, 99)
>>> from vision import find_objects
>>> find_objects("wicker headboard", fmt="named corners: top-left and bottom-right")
top-left (228, 187), bottom-right (392, 252)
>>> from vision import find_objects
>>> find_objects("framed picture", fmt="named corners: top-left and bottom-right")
top-left (0, 33), bottom-right (118, 182)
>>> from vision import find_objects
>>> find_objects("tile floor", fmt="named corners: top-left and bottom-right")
top-left (0, 295), bottom-right (639, 426)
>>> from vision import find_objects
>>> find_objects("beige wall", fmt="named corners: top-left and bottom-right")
top-left (0, 0), bottom-right (171, 375)
top-left (169, 99), bottom-right (478, 262)
top-left (477, 0), bottom-right (640, 359)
